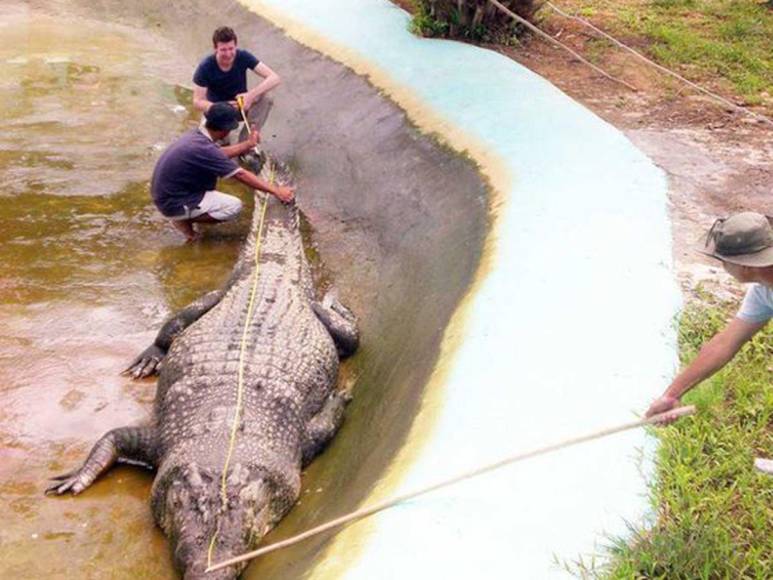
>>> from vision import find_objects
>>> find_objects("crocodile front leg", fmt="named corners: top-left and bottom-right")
top-left (46, 426), bottom-right (158, 495)
top-left (312, 290), bottom-right (360, 358)
top-left (123, 289), bottom-right (223, 379)
top-left (302, 391), bottom-right (350, 467)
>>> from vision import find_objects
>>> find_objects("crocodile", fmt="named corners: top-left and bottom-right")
top-left (47, 164), bottom-right (359, 579)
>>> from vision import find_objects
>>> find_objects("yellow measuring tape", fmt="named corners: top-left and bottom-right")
top-left (207, 158), bottom-right (274, 568)
top-left (235, 95), bottom-right (260, 156)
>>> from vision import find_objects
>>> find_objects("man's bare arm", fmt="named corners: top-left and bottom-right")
top-left (646, 317), bottom-right (765, 418)
top-left (220, 129), bottom-right (260, 158)
top-left (220, 141), bottom-right (255, 158)
top-left (192, 84), bottom-right (212, 113)
top-left (231, 169), bottom-right (294, 203)
top-left (238, 62), bottom-right (281, 110)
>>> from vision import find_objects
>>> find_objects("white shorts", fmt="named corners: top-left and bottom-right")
top-left (170, 190), bottom-right (243, 222)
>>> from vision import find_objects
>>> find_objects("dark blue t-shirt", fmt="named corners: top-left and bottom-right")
top-left (151, 129), bottom-right (240, 217)
top-left (193, 49), bottom-right (260, 103)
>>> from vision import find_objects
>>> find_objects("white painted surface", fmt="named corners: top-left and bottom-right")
top-left (250, 1), bottom-right (681, 577)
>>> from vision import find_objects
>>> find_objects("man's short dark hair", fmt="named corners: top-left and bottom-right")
top-left (212, 27), bottom-right (237, 46)
top-left (204, 102), bottom-right (240, 132)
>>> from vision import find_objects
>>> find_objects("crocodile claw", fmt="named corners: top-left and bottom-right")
top-left (46, 470), bottom-right (89, 496)
top-left (47, 469), bottom-right (78, 482)
top-left (122, 345), bottom-right (165, 380)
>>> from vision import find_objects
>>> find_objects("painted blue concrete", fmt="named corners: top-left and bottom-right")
top-left (252, 1), bottom-right (681, 577)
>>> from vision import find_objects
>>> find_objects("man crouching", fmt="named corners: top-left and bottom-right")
top-left (150, 102), bottom-right (294, 242)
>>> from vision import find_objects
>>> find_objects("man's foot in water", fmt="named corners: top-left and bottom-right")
top-left (170, 219), bottom-right (200, 242)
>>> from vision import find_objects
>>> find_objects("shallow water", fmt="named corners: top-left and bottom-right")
top-left (0, 5), bottom-right (252, 577)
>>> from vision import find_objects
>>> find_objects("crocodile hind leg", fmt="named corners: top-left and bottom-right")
top-left (123, 289), bottom-right (223, 379)
top-left (301, 391), bottom-right (351, 467)
top-left (312, 289), bottom-right (360, 358)
top-left (46, 426), bottom-right (158, 495)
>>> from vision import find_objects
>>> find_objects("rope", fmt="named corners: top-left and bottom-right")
top-left (206, 165), bottom-right (274, 569)
top-left (486, 0), bottom-right (637, 92)
top-left (207, 405), bottom-right (696, 572)
top-left (544, 1), bottom-right (773, 127)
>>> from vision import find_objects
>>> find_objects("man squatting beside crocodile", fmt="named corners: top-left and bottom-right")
top-left (151, 103), bottom-right (294, 242)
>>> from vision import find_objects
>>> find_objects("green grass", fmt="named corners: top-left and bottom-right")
top-left (585, 292), bottom-right (773, 578)
top-left (403, 0), bottom-right (772, 102)
top-left (608, 1), bottom-right (773, 100)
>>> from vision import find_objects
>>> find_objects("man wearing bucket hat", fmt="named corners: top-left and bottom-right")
top-left (151, 102), bottom-right (294, 242)
top-left (646, 212), bottom-right (772, 464)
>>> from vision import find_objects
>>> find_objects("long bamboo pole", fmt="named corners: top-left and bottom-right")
top-left (207, 405), bottom-right (696, 572)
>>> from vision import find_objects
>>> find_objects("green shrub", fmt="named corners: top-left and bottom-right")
top-left (411, 0), bottom-right (538, 42)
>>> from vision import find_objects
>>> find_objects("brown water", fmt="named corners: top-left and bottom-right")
top-left (0, 5), bottom-right (253, 577)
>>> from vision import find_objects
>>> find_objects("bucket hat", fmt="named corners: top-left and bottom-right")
top-left (699, 211), bottom-right (773, 267)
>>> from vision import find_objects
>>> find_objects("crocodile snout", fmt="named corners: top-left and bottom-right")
top-left (157, 464), bottom-right (272, 580)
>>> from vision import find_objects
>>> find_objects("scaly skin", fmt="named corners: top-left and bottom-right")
top-left (48, 164), bottom-right (359, 579)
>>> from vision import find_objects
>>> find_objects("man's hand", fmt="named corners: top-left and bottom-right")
top-left (644, 317), bottom-right (764, 426)
top-left (232, 171), bottom-right (294, 203)
top-left (645, 395), bottom-right (681, 424)
top-left (236, 92), bottom-right (255, 112)
top-left (272, 185), bottom-right (295, 204)
top-left (246, 128), bottom-right (261, 148)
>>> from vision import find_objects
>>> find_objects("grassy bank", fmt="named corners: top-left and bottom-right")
top-left (400, 1), bottom-right (773, 108)
top-left (551, 0), bottom-right (773, 103)
top-left (590, 293), bottom-right (772, 578)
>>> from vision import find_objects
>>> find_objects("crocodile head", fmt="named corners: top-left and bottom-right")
top-left (152, 464), bottom-right (275, 579)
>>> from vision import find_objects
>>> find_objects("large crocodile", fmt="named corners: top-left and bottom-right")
top-left (48, 164), bottom-right (359, 579)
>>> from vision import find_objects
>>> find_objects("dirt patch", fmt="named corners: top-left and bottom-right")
top-left (493, 15), bottom-right (772, 297)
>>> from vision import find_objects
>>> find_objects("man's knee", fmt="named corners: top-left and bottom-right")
top-left (216, 196), bottom-right (243, 221)
top-left (200, 192), bottom-right (243, 222)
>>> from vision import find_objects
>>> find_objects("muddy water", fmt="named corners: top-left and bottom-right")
top-left (0, 5), bottom-right (254, 577)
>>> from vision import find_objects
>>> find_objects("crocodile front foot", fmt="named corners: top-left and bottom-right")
top-left (46, 426), bottom-right (157, 495)
top-left (46, 468), bottom-right (95, 496)
top-left (122, 344), bottom-right (165, 379)
top-left (312, 289), bottom-right (359, 358)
